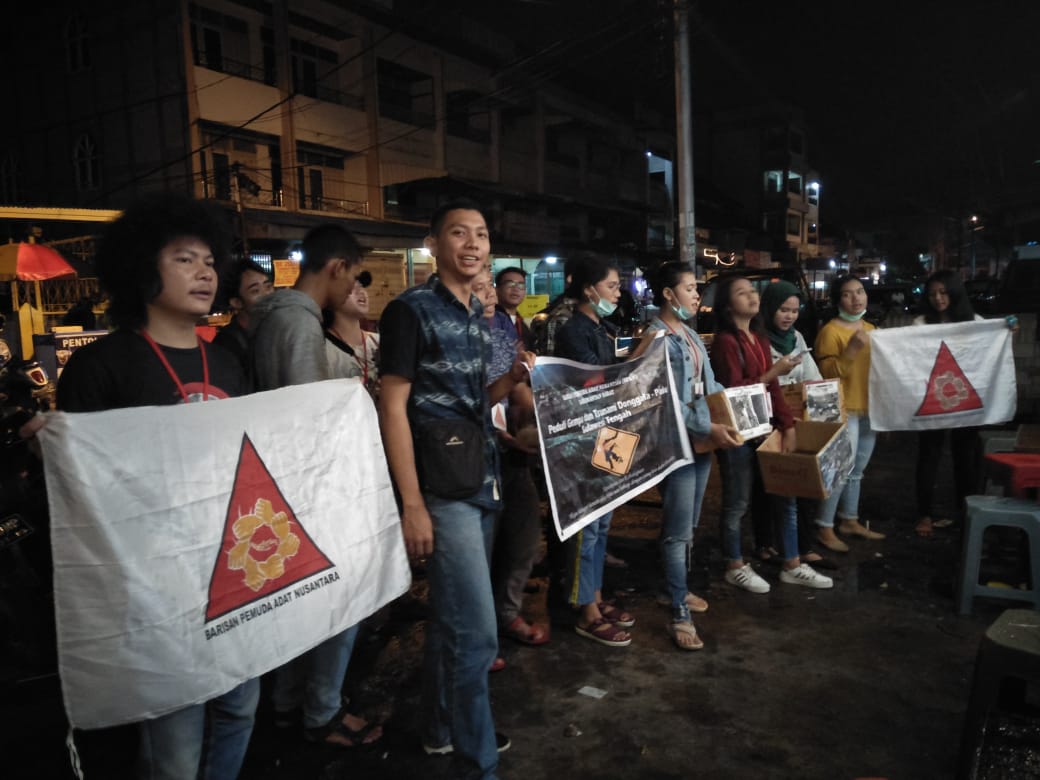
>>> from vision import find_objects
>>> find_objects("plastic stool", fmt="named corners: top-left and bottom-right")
top-left (957, 608), bottom-right (1040, 779)
top-left (957, 495), bottom-right (1040, 615)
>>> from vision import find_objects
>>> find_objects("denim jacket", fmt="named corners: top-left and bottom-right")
top-left (646, 317), bottom-right (723, 440)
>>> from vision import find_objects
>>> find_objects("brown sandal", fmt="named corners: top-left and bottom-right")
top-left (597, 601), bottom-right (635, 628)
top-left (575, 617), bottom-right (632, 647)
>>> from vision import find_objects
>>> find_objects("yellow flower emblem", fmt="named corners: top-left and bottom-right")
top-left (227, 498), bottom-right (301, 591)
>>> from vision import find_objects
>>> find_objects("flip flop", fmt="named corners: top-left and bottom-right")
top-left (575, 617), bottom-right (632, 647)
top-left (667, 620), bottom-right (704, 651)
top-left (500, 616), bottom-right (550, 646)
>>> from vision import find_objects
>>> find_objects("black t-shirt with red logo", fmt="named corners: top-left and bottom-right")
top-left (57, 328), bottom-right (245, 412)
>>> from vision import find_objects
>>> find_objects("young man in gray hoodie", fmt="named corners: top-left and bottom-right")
top-left (250, 224), bottom-right (383, 747)
top-left (250, 224), bottom-right (360, 387)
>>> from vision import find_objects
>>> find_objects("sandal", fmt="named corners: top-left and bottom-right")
top-left (575, 617), bottom-right (632, 647)
top-left (667, 620), bottom-right (704, 651)
top-left (915, 518), bottom-right (934, 538)
top-left (500, 616), bottom-right (550, 646)
top-left (755, 546), bottom-right (781, 563)
top-left (304, 707), bottom-right (383, 748)
top-left (597, 601), bottom-right (636, 628)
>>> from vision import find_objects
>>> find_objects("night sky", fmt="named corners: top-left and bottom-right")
top-left (454, 0), bottom-right (1040, 232)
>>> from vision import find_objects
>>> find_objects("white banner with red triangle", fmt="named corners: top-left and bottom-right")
top-left (868, 319), bottom-right (1016, 431)
top-left (37, 379), bottom-right (410, 729)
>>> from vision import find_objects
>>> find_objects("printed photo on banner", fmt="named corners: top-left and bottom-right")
top-left (530, 334), bottom-right (692, 541)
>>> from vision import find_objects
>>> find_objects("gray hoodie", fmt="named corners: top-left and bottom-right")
top-left (248, 288), bottom-right (330, 390)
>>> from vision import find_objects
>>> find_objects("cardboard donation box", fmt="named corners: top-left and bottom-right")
top-left (703, 384), bottom-right (773, 446)
top-left (756, 420), bottom-right (854, 499)
top-left (780, 379), bottom-right (845, 422)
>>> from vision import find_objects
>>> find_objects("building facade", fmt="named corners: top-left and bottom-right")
top-left (3, 0), bottom-right (669, 319)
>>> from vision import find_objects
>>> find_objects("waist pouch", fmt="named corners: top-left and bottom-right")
top-left (415, 418), bottom-right (486, 499)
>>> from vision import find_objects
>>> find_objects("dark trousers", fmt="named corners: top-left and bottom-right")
top-left (916, 427), bottom-right (979, 520)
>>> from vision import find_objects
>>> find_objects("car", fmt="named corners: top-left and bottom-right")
top-left (695, 267), bottom-right (820, 350)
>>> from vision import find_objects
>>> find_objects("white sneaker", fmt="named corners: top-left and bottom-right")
top-left (779, 563), bottom-right (833, 589)
top-left (724, 564), bottom-right (770, 594)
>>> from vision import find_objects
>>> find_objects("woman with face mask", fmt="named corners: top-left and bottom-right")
top-left (553, 252), bottom-right (635, 647)
top-left (632, 262), bottom-right (741, 649)
top-left (813, 274), bottom-right (886, 551)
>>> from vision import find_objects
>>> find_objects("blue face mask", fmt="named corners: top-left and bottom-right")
top-left (592, 294), bottom-right (617, 318)
top-left (671, 303), bottom-right (695, 321)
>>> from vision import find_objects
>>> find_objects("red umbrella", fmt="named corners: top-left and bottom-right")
top-left (0, 242), bottom-right (78, 281)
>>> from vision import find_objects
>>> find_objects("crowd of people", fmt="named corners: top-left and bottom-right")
top-left (21, 190), bottom-right (1013, 780)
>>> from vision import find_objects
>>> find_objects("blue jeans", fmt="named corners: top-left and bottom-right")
top-left (422, 496), bottom-right (500, 780)
top-left (717, 442), bottom-right (758, 562)
top-left (272, 624), bottom-right (359, 728)
top-left (659, 455), bottom-right (712, 612)
top-left (137, 677), bottom-right (259, 780)
top-left (817, 413), bottom-right (876, 528)
top-left (772, 495), bottom-right (800, 560)
top-left (569, 511), bottom-right (613, 607)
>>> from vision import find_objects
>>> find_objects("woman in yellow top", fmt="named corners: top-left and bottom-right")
top-left (813, 275), bottom-right (886, 553)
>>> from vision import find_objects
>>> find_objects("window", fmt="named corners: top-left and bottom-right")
top-left (786, 212), bottom-right (802, 238)
top-left (298, 167), bottom-right (324, 210)
top-left (261, 27), bottom-right (277, 86)
top-left (189, 4), bottom-right (251, 79)
top-left (764, 170), bottom-right (784, 194)
top-left (807, 222), bottom-right (818, 244)
top-left (446, 90), bottom-right (490, 143)
top-left (787, 172), bottom-right (803, 195)
top-left (269, 144), bottom-right (282, 206)
top-left (65, 16), bottom-right (91, 73)
top-left (212, 153), bottom-right (231, 201)
top-left (377, 59), bottom-right (433, 126)
top-left (73, 134), bottom-right (100, 192)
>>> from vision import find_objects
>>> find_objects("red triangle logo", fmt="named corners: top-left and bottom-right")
top-left (914, 341), bottom-right (984, 417)
top-left (205, 434), bottom-right (334, 622)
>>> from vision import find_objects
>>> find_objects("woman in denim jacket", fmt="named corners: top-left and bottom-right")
top-left (633, 262), bottom-right (741, 650)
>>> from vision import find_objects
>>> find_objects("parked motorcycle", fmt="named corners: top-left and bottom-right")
top-left (0, 322), bottom-right (57, 684)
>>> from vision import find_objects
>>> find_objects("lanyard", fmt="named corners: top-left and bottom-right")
top-left (662, 320), bottom-right (703, 380)
top-left (331, 327), bottom-right (369, 387)
top-left (139, 330), bottom-right (210, 403)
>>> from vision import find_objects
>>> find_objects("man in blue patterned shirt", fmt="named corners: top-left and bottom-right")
top-left (378, 199), bottom-right (533, 780)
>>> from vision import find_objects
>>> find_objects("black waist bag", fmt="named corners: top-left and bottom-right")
top-left (415, 418), bottom-right (486, 499)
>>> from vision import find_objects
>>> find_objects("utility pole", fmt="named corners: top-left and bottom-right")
top-left (673, 0), bottom-right (697, 275)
